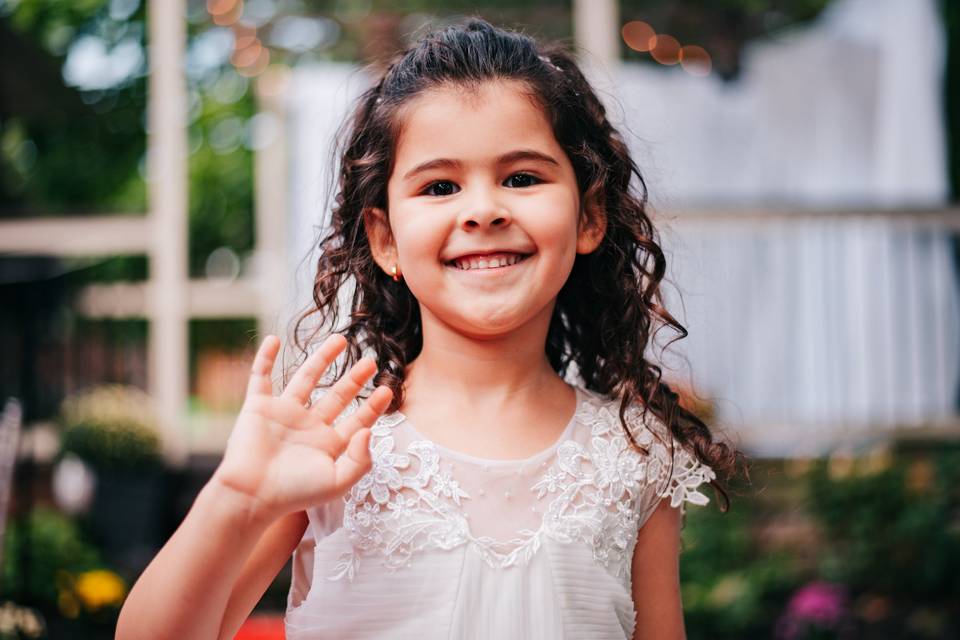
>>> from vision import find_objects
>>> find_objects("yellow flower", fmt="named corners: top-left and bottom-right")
top-left (74, 570), bottom-right (127, 611)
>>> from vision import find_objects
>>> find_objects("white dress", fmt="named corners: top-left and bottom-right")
top-left (284, 386), bottom-right (716, 639)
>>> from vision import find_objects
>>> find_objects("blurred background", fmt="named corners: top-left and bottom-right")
top-left (0, 0), bottom-right (958, 638)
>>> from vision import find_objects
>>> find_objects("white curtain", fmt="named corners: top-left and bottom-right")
top-left (657, 218), bottom-right (960, 456)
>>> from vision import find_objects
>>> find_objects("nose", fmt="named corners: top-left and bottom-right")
top-left (457, 189), bottom-right (511, 231)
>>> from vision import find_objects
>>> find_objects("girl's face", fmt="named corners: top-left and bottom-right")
top-left (366, 80), bottom-right (605, 340)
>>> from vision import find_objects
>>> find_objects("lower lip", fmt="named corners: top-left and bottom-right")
top-left (444, 255), bottom-right (532, 274)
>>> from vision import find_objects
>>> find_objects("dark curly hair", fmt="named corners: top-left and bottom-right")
top-left (290, 17), bottom-right (743, 507)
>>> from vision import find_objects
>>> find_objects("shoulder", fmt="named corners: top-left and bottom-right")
top-left (575, 386), bottom-right (716, 509)
top-left (574, 386), bottom-right (670, 447)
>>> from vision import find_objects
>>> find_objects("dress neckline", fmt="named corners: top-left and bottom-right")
top-left (387, 385), bottom-right (583, 468)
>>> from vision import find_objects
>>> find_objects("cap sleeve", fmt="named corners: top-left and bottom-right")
top-left (625, 405), bottom-right (717, 530)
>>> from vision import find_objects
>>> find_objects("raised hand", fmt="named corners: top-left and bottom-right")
top-left (212, 334), bottom-right (392, 522)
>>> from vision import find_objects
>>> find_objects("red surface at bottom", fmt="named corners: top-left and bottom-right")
top-left (234, 615), bottom-right (285, 640)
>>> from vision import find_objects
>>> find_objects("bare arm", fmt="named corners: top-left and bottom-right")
top-left (116, 477), bottom-right (276, 640)
top-left (631, 497), bottom-right (686, 640)
top-left (217, 510), bottom-right (308, 640)
top-left (116, 335), bottom-right (391, 640)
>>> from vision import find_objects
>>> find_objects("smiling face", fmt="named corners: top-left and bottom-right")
top-left (365, 80), bottom-right (605, 340)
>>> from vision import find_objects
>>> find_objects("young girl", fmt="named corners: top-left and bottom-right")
top-left (117, 18), bottom-right (738, 640)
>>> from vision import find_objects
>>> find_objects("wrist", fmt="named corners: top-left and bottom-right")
top-left (205, 471), bottom-right (279, 530)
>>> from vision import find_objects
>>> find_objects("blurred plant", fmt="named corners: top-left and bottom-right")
top-left (0, 1), bottom-right (148, 213)
top-left (58, 384), bottom-right (162, 472)
top-left (54, 568), bottom-right (126, 621)
top-left (681, 464), bottom-right (802, 639)
top-left (806, 446), bottom-right (960, 599)
top-left (804, 445), bottom-right (960, 636)
top-left (0, 509), bottom-right (100, 609)
top-left (0, 601), bottom-right (45, 640)
top-left (774, 581), bottom-right (854, 640)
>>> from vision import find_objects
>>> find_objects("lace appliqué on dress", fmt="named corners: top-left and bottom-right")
top-left (329, 413), bottom-right (471, 581)
top-left (533, 400), bottom-right (717, 586)
top-left (329, 394), bottom-right (716, 585)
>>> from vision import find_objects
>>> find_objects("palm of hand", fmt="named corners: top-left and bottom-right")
top-left (219, 396), bottom-right (339, 512)
top-left (214, 335), bottom-right (392, 521)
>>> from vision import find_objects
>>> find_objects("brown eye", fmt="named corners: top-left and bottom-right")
top-left (423, 181), bottom-right (459, 197)
top-left (505, 173), bottom-right (540, 188)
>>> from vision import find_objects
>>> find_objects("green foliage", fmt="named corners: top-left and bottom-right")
top-left (5, 0), bottom-right (105, 37)
top-left (61, 256), bottom-right (148, 284)
top-left (804, 446), bottom-right (960, 603)
top-left (186, 84), bottom-right (255, 277)
top-left (679, 446), bottom-right (960, 639)
top-left (1, 508), bottom-right (101, 608)
top-left (1, 0), bottom-right (255, 279)
top-left (681, 468), bottom-right (802, 639)
top-left (0, 0), bottom-right (148, 214)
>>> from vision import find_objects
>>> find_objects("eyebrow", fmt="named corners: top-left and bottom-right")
top-left (401, 149), bottom-right (560, 182)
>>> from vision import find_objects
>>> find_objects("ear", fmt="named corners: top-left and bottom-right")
top-left (576, 192), bottom-right (607, 254)
top-left (362, 206), bottom-right (398, 273)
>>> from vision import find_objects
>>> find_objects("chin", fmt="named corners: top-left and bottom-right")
top-left (448, 309), bottom-right (531, 339)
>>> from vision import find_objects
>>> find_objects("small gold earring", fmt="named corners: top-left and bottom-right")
top-left (390, 264), bottom-right (401, 282)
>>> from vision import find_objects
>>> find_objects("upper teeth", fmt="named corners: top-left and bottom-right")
top-left (452, 253), bottom-right (525, 270)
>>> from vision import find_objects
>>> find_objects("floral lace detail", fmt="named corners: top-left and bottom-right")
top-left (330, 392), bottom-right (716, 586)
top-left (534, 399), bottom-right (717, 586)
top-left (329, 413), bottom-right (471, 581)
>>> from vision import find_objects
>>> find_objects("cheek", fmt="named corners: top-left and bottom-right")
top-left (393, 211), bottom-right (442, 253)
top-left (531, 197), bottom-right (581, 260)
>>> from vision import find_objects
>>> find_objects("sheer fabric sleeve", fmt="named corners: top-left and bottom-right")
top-left (626, 405), bottom-right (717, 530)
top-left (285, 500), bottom-right (341, 613)
top-left (286, 523), bottom-right (315, 612)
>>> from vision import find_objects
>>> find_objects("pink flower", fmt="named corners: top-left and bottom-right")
top-left (788, 581), bottom-right (847, 624)
top-left (775, 581), bottom-right (850, 640)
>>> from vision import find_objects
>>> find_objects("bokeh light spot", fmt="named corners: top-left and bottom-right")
top-left (680, 45), bottom-right (712, 76)
top-left (622, 20), bottom-right (655, 53)
top-left (650, 34), bottom-right (681, 65)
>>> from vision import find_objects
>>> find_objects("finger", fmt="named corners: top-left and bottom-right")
top-left (281, 334), bottom-right (348, 405)
top-left (331, 428), bottom-right (373, 497)
top-left (314, 385), bottom-right (392, 460)
top-left (309, 357), bottom-right (378, 425)
top-left (243, 395), bottom-right (308, 430)
top-left (331, 385), bottom-right (393, 452)
top-left (246, 335), bottom-right (281, 398)
top-left (290, 385), bottom-right (392, 455)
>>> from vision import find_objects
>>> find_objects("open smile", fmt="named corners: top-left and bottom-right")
top-left (444, 252), bottom-right (532, 271)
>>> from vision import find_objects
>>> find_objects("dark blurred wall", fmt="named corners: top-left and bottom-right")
top-left (0, 256), bottom-right (69, 422)
top-left (945, 0), bottom-right (959, 202)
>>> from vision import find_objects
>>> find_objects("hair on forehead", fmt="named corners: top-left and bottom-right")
top-left (390, 78), bottom-right (551, 151)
